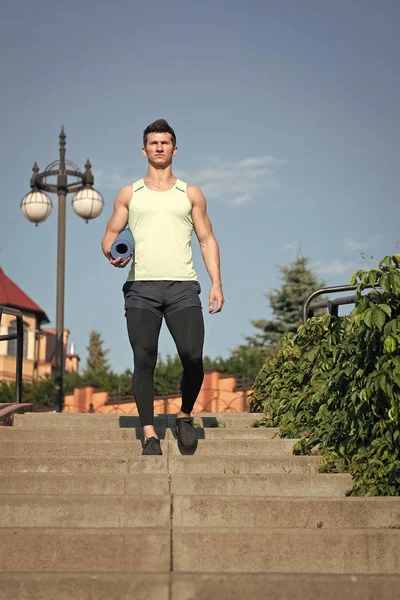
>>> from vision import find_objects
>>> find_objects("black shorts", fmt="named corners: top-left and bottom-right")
top-left (122, 280), bottom-right (202, 318)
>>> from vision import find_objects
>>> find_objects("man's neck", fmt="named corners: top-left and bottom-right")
top-left (145, 164), bottom-right (176, 185)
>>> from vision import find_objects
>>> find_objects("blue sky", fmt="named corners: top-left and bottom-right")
top-left (1, 0), bottom-right (399, 372)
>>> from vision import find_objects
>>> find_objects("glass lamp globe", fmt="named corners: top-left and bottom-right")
top-left (20, 190), bottom-right (53, 226)
top-left (72, 187), bottom-right (104, 223)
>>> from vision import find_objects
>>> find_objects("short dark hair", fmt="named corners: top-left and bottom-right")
top-left (143, 119), bottom-right (176, 147)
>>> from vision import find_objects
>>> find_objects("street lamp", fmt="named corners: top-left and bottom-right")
top-left (21, 127), bottom-right (103, 412)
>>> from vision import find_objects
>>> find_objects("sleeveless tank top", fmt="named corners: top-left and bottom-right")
top-left (126, 178), bottom-right (198, 281)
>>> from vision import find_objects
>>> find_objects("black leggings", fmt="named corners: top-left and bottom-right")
top-left (126, 306), bottom-right (205, 426)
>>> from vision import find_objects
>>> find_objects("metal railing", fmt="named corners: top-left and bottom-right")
top-left (0, 306), bottom-right (23, 403)
top-left (302, 284), bottom-right (376, 322)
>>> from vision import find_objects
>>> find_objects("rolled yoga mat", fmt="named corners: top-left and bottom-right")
top-left (110, 228), bottom-right (134, 260)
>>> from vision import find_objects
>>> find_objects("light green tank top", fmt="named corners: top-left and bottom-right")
top-left (126, 178), bottom-right (198, 281)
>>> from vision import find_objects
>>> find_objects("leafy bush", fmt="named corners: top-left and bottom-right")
top-left (0, 380), bottom-right (16, 403)
top-left (0, 376), bottom-right (55, 408)
top-left (249, 255), bottom-right (400, 496)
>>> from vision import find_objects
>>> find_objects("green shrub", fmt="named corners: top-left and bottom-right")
top-left (249, 254), bottom-right (400, 495)
top-left (0, 376), bottom-right (55, 408)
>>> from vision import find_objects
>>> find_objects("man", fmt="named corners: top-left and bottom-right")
top-left (101, 119), bottom-right (224, 455)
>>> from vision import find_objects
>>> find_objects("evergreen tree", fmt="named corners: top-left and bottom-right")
top-left (85, 331), bottom-right (111, 374)
top-left (248, 255), bottom-right (324, 347)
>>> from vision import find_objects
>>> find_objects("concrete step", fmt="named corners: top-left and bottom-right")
top-left (0, 440), bottom-right (166, 458)
top-left (0, 456), bottom-right (167, 474)
top-left (173, 528), bottom-right (400, 574)
top-left (0, 573), bottom-right (169, 600)
top-left (13, 413), bottom-right (168, 429)
top-left (191, 413), bottom-right (265, 428)
top-left (171, 573), bottom-right (400, 600)
top-left (0, 428), bottom-right (162, 441)
top-left (0, 426), bottom-right (279, 441)
top-left (168, 439), bottom-right (298, 456)
top-left (170, 473), bottom-right (352, 497)
top-left (0, 473), bottom-right (169, 495)
top-left (0, 472), bottom-right (351, 498)
top-left (0, 495), bottom-right (171, 528)
top-left (14, 412), bottom-right (264, 429)
top-left (173, 427), bottom-right (280, 440)
top-left (0, 438), bottom-right (297, 458)
top-left (168, 455), bottom-right (321, 474)
top-left (173, 496), bottom-right (400, 528)
top-left (0, 454), bottom-right (319, 475)
top-left (1, 573), bottom-right (399, 600)
top-left (0, 528), bottom-right (170, 572)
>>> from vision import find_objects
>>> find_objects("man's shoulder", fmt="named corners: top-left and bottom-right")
top-left (132, 178), bottom-right (145, 192)
top-left (186, 184), bottom-right (205, 204)
top-left (119, 180), bottom-right (144, 200)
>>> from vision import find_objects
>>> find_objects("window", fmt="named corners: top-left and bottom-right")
top-left (7, 320), bottom-right (28, 358)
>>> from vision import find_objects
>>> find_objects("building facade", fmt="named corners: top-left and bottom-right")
top-left (0, 267), bottom-right (79, 382)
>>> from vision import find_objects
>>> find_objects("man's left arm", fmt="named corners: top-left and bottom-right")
top-left (188, 185), bottom-right (224, 314)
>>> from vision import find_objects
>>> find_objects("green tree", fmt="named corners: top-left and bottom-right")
top-left (216, 345), bottom-right (271, 387)
top-left (153, 354), bottom-right (182, 395)
top-left (248, 255), bottom-right (324, 347)
top-left (85, 331), bottom-right (110, 374)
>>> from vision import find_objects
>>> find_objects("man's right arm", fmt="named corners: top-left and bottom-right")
top-left (101, 185), bottom-right (132, 268)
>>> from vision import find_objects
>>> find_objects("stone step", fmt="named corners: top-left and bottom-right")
top-left (168, 455), bottom-right (321, 474)
top-left (191, 413), bottom-right (265, 428)
top-left (176, 427), bottom-right (279, 440)
top-left (0, 456), bottom-right (167, 474)
top-left (173, 496), bottom-right (400, 528)
top-left (0, 454), bottom-right (319, 475)
top-left (0, 440), bottom-right (165, 458)
top-left (13, 413), bottom-right (168, 429)
top-left (0, 428), bottom-right (160, 441)
top-left (0, 495), bottom-right (171, 528)
top-left (170, 473), bottom-right (352, 497)
top-left (0, 439), bottom-right (297, 458)
top-left (0, 426), bottom-right (280, 441)
top-left (0, 528), bottom-right (170, 572)
top-left (173, 528), bottom-right (400, 574)
top-left (0, 473), bottom-right (169, 495)
top-left (171, 573), bottom-right (400, 600)
top-left (1, 573), bottom-right (399, 600)
top-left (168, 439), bottom-right (298, 456)
top-left (0, 573), bottom-right (169, 600)
top-left (0, 471), bottom-right (351, 498)
top-left (14, 412), bottom-right (264, 429)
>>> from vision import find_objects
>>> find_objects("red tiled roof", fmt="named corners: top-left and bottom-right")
top-left (0, 267), bottom-right (49, 324)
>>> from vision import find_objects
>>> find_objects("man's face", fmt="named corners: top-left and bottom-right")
top-left (142, 132), bottom-right (177, 166)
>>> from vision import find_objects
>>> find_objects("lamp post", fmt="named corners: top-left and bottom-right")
top-left (21, 127), bottom-right (103, 412)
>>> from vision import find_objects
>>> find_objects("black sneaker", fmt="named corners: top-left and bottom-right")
top-left (176, 417), bottom-right (198, 451)
top-left (142, 436), bottom-right (162, 455)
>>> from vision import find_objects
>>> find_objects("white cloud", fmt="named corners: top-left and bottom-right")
top-left (239, 156), bottom-right (281, 168)
top-left (344, 238), bottom-right (369, 252)
top-left (282, 242), bottom-right (297, 252)
top-left (232, 194), bottom-right (251, 205)
top-left (344, 235), bottom-right (383, 252)
top-left (313, 260), bottom-right (357, 276)
top-left (176, 154), bottom-right (285, 206)
top-left (93, 169), bottom-right (137, 190)
top-left (94, 154), bottom-right (285, 206)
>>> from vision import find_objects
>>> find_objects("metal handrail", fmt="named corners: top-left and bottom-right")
top-left (302, 284), bottom-right (376, 322)
top-left (0, 306), bottom-right (23, 403)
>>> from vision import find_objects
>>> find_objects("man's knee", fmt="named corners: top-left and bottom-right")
top-left (180, 349), bottom-right (203, 369)
top-left (134, 346), bottom-right (158, 372)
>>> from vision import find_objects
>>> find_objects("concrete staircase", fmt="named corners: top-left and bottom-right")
top-left (0, 411), bottom-right (399, 599)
